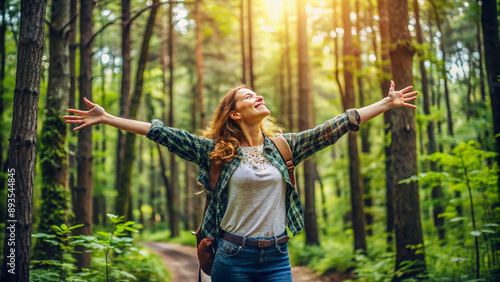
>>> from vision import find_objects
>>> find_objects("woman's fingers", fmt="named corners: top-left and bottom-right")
top-left (73, 124), bottom-right (88, 131)
top-left (404, 96), bottom-right (418, 102)
top-left (403, 91), bottom-right (418, 98)
top-left (64, 119), bottom-right (84, 123)
top-left (400, 86), bottom-right (413, 93)
top-left (67, 108), bottom-right (87, 115)
top-left (62, 115), bottom-right (82, 120)
top-left (404, 103), bottom-right (417, 109)
top-left (83, 97), bottom-right (96, 107)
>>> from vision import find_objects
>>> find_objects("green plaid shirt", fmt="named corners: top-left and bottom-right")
top-left (146, 109), bottom-right (360, 241)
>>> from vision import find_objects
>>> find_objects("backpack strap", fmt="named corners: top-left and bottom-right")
top-left (209, 161), bottom-right (223, 192)
top-left (270, 135), bottom-right (295, 186)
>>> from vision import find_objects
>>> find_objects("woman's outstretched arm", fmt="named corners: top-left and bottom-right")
top-left (63, 97), bottom-right (151, 135)
top-left (357, 81), bottom-right (418, 125)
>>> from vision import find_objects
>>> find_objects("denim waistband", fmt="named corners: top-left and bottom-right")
top-left (222, 230), bottom-right (288, 241)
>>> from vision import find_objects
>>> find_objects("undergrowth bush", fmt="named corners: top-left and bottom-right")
top-left (31, 214), bottom-right (170, 281)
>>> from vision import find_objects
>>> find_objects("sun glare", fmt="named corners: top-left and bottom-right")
top-left (263, 0), bottom-right (285, 21)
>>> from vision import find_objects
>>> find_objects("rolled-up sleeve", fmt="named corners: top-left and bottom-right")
top-left (146, 119), bottom-right (214, 166)
top-left (282, 109), bottom-right (360, 165)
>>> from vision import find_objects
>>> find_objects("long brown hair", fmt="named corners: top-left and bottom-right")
top-left (201, 85), bottom-right (283, 166)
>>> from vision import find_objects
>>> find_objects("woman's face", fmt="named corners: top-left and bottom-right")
top-left (230, 88), bottom-right (270, 124)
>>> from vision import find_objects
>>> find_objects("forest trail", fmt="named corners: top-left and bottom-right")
top-left (144, 241), bottom-right (324, 281)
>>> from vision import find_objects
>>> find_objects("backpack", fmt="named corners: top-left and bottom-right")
top-left (193, 135), bottom-right (295, 277)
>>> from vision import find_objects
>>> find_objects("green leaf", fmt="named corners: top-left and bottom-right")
top-left (397, 175), bottom-right (420, 185)
top-left (123, 221), bottom-right (135, 226)
top-left (114, 269), bottom-right (136, 279)
top-left (52, 225), bottom-right (63, 233)
top-left (32, 233), bottom-right (56, 238)
top-left (480, 229), bottom-right (495, 234)
top-left (449, 257), bottom-right (467, 262)
top-left (45, 239), bottom-right (61, 246)
top-left (470, 231), bottom-right (481, 237)
top-left (60, 223), bottom-right (68, 231)
top-left (450, 217), bottom-right (465, 222)
top-left (97, 231), bottom-right (111, 239)
top-left (67, 224), bottom-right (85, 231)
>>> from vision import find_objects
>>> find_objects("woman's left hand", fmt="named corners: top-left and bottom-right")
top-left (387, 80), bottom-right (418, 109)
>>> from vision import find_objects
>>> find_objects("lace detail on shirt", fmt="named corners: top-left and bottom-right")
top-left (240, 145), bottom-right (272, 172)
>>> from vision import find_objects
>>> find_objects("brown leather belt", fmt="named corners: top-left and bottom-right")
top-left (222, 233), bottom-right (289, 248)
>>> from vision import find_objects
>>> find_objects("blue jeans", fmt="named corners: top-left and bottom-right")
top-left (211, 231), bottom-right (293, 281)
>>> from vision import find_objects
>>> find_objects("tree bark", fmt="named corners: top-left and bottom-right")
top-left (0, 0), bottom-right (46, 280)
top-left (476, 23), bottom-right (486, 102)
top-left (115, 0), bottom-right (131, 217)
top-left (297, 0), bottom-right (319, 245)
top-left (332, 0), bottom-right (344, 101)
top-left (116, 0), bottom-right (159, 221)
top-left (33, 0), bottom-right (71, 261)
top-left (429, 0), bottom-right (453, 137)
top-left (194, 0), bottom-right (205, 128)
top-left (283, 0), bottom-right (294, 132)
top-left (414, 0), bottom-right (443, 240)
top-left (388, 0), bottom-right (426, 277)
top-left (247, 0), bottom-right (254, 89)
top-left (73, 0), bottom-right (94, 270)
top-left (342, 0), bottom-right (366, 254)
top-left (0, 0), bottom-right (8, 225)
top-left (480, 0), bottom-right (500, 204)
top-left (359, 0), bottom-right (373, 236)
top-left (377, 0), bottom-right (394, 251)
top-left (167, 2), bottom-right (179, 237)
top-left (68, 0), bottom-right (77, 210)
top-left (239, 0), bottom-right (246, 84)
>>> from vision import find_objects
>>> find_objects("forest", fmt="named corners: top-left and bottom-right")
top-left (0, 0), bottom-right (499, 281)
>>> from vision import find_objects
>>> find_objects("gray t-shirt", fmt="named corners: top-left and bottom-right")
top-left (220, 145), bottom-right (287, 237)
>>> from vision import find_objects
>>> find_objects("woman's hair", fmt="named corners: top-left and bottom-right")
top-left (200, 85), bottom-right (283, 166)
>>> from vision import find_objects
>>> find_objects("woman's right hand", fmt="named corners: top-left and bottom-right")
top-left (63, 97), bottom-right (107, 131)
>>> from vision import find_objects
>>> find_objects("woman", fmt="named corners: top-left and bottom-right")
top-left (63, 81), bottom-right (417, 281)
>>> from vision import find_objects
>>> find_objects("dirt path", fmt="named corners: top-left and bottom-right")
top-left (143, 241), bottom-right (323, 281)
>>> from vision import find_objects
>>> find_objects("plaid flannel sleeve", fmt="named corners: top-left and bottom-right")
top-left (283, 109), bottom-right (360, 165)
top-left (146, 119), bottom-right (213, 166)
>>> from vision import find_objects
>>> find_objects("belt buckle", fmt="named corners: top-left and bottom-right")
top-left (258, 239), bottom-right (263, 248)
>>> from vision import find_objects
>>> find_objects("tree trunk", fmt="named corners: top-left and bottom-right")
top-left (115, 0), bottom-right (131, 217)
top-left (388, 0), bottom-right (426, 277)
top-left (476, 23), bottom-right (486, 102)
top-left (68, 0), bottom-right (77, 209)
top-left (0, 0), bottom-right (46, 280)
top-left (116, 0), bottom-right (159, 220)
top-left (33, 0), bottom-right (71, 261)
top-left (283, 0), bottom-right (294, 132)
top-left (73, 0), bottom-right (94, 270)
top-left (332, 0), bottom-right (344, 101)
top-left (429, 0), bottom-right (453, 137)
top-left (358, 0), bottom-right (373, 236)
top-left (194, 0), bottom-right (205, 128)
top-left (239, 0), bottom-right (246, 84)
top-left (414, 0), bottom-right (443, 240)
top-left (167, 2), bottom-right (179, 237)
top-left (480, 0), bottom-right (500, 204)
top-left (0, 0), bottom-right (8, 225)
top-left (247, 0), bottom-right (254, 89)
top-left (376, 0), bottom-right (394, 251)
top-left (342, 0), bottom-right (366, 254)
top-left (297, 0), bottom-right (319, 245)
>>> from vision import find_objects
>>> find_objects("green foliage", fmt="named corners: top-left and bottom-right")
top-left (31, 223), bottom-right (85, 281)
top-left (288, 232), bottom-right (356, 275)
top-left (31, 215), bottom-right (169, 281)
